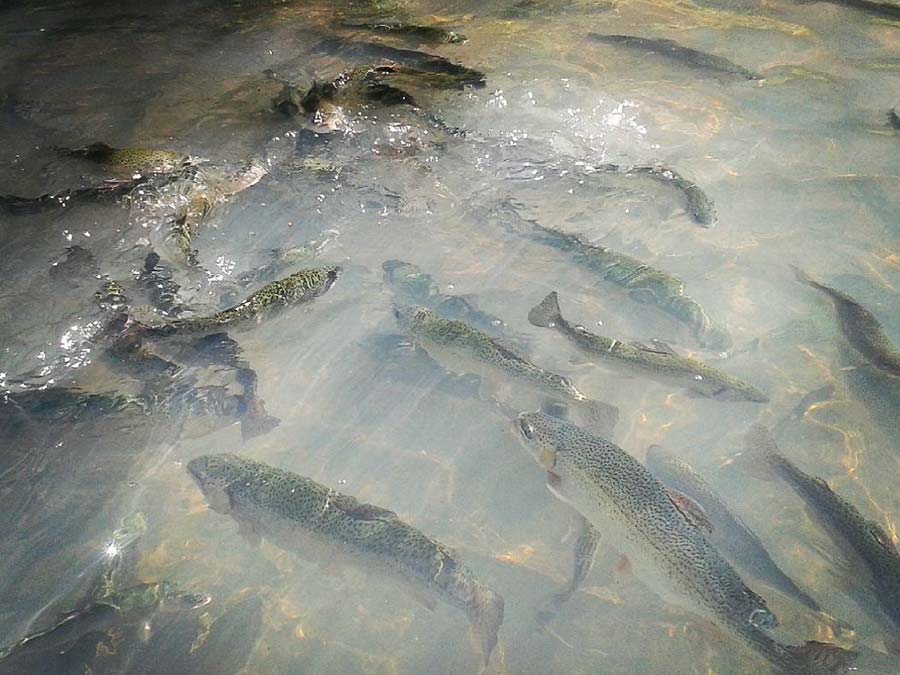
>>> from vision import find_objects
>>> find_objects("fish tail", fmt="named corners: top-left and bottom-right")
top-left (466, 584), bottom-right (504, 665)
top-left (528, 291), bottom-right (563, 328)
top-left (789, 264), bottom-right (824, 291)
top-left (238, 397), bottom-right (281, 440)
top-left (782, 641), bottom-right (856, 675)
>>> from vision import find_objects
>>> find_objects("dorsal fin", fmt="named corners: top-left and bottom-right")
top-left (334, 496), bottom-right (397, 521)
top-left (665, 487), bottom-right (713, 533)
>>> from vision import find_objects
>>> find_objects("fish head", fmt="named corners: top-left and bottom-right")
top-left (382, 260), bottom-right (437, 300)
top-left (392, 304), bottom-right (431, 331)
top-left (187, 453), bottom-right (243, 514)
top-left (516, 411), bottom-right (565, 471)
top-left (312, 265), bottom-right (342, 296)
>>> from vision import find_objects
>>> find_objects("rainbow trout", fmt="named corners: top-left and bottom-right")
top-left (530, 223), bottom-right (731, 350)
top-left (394, 306), bottom-right (618, 434)
top-left (645, 444), bottom-right (821, 612)
top-left (61, 142), bottom-right (187, 174)
top-left (187, 454), bottom-right (504, 664)
top-left (744, 424), bottom-right (900, 653)
top-left (792, 266), bottom-right (900, 379)
top-left (516, 412), bottom-right (854, 674)
top-left (528, 292), bottom-right (764, 401)
top-left (141, 266), bottom-right (340, 337)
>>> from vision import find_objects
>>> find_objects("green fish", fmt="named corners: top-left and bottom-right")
top-left (744, 424), bottom-right (900, 654)
top-left (142, 266), bottom-right (341, 337)
top-left (529, 223), bottom-right (731, 350)
top-left (394, 305), bottom-right (618, 434)
top-left (187, 453), bottom-right (504, 664)
top-left (516, 412), bottom-right (854, 674)
top-left (791, 266), bottom-right (900, 379)
top-left (528, 291), bottom-right (765, 401)
top-left (61, 142), bottom-right (187, 174)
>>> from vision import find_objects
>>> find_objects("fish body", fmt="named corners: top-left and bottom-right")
top-left (517, 412), bottom-right (854, 674)
top-left (394, 305), bottom-right (618, 433)
top-left (645, 445), bottom-right (820, 611)
top-left (588, 34), bottom-right (759, 81)
top-left (143, 266), bottom-right (341, 337)
top-left (383, 259), bottom-right (526, 349)
top-left (187, 453), bottom-right (504, 664)
top-left (792, 266), bottom-right (900, 378)
top-left (530, 224), bottom-right (731, 350)
top-left (342, 22), bottom-right (468, 44)
top-left (529, 292), bottom-right (760, 400)
top-left (62, 142), bottom-right (187, 174)
top-left (744, 425), bottom-right (900, 648)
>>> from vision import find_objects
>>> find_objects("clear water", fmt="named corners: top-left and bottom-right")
top-left (1, 0), bottom-right (899, 672)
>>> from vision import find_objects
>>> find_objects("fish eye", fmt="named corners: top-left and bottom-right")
top-left (519, 419), bottom-right (535, 439)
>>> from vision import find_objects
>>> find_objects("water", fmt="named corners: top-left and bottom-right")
top-left (1, 0), bottom-right (899, 672)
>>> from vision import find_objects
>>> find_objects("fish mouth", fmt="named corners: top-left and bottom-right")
top-left (516, 413), bottom-right (536, 440)
top-left (186, 457), bottom-right (207, 483)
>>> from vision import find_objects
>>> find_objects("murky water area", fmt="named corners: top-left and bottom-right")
top-left (1, 0), bottom-right (899, 672)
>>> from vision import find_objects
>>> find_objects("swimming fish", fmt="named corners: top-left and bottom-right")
top-left (588, 34), bottom-right (759, 81)
top-left (791, 266), bottom-right (900, 379)
top-left (60, 142), bottom-right (187, 174)
top-left (644, 444), bottom-right (821, 612)
top-left (187, 453), bottom-right (504, 664)
top-left (529, 223), bottom-right (731, 350)
top-left (595, 163), bottom-right (717, 227)
top-left (341, 22), bottom-right (468, 45)
top-left (516, 412), bottom-right (854, 674)
top-left (744, 424), bottom-right (900, 654)
top-left (394, 305), bottom-right (618, 434)
top-left (140, 266), bottom-right (341, 337)
top-left (383, 259), bottom-right (528, 350)
top-left (528, 292), bottom-right (761, 400)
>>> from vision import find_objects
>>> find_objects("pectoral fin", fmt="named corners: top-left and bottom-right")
top-left (665, 488), bottom-right (713, 533)
top-left (406, 584), bottom-right (438, 611)
top-left (237, 521), bottom-right (261, 548)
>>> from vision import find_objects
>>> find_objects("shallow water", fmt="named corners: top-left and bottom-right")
top-left (1, 0), bottom-right (899, 672)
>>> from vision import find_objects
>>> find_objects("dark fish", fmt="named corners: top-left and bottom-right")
top-left (341, 22), bottom-right (468, 45)
top-left (187, 453), bottom-right (504, 664)
top-left (891, 102), bottom-right (900, 130)
top-left (517, 412), bottom-right (855, 674)
top-left (588, 34), bottom-right (759, 81)
top-left (743, 424), bottom-right (900, 653)
top-left (0, 178), bottom-right (146, 216)
top-left (313, 38), bottom-right (486, 88)
top-left (791, 266), bottom-right (900, 378)
top-left (529, 222), bottom-right (731, 350)
top-left (645, 444), bottom-right (821, 612)
top-left (0, 582), bottom-right (208, 672)
top-left (595, 163), bottom-right (717, 227)
top-left (528, 291), bottom-right (764, 401)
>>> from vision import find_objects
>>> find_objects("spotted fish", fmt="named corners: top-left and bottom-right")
top-left (187, 453), bottom-right (504, 664)
top-left (141, 266), bottom-right (341, 337)
top-left (516, 412), bottom-right (854, 674)
top-left (61, 142), bottom-right (187, 174)
top-left (394, 305), bottom-right (618, 434)
top-left (528, 291), bottom-right (765, 401)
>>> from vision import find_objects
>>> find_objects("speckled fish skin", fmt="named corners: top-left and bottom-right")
top-left (792, 266), bottom-right (900, 379)
top-left (64, 142), bottom-right (187, 174)
top-left (528, 292), bottom-right (763, 401)
top-left (530, 223), bottom-right (731, 350)
top-left (517, 412), bottom-right (854, 675)
top-left (745, 424), bottom-right (900, 647)
top-left (144, 266), bottom-right (341, 337)
top-left (187, 453), bottom-right (504, 664)
top-left (394, 305), bottom-right (618, 433)
top-left (645, 444), bottom-right (821, 612)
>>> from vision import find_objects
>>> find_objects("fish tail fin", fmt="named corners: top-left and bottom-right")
top-left (576, 399), bottom-right (619, 438)
top-left (789, 264), bottom-right (824, 291)
top-left (238, 397), bottom-right (281, 440)
top-left (739, 423), bottom-right (785, 481)
top-left (528, 291), bottom-right (563, 328)
top-left (783, 641), bottom-right (856, 674)
top-left (466, 584), bottom-right (504, 665)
